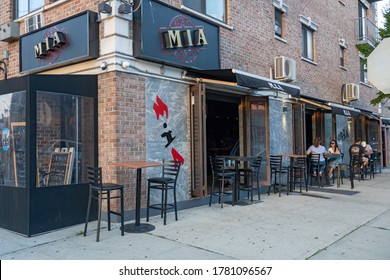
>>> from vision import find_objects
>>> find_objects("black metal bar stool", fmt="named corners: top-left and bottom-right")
top-left (84, 166), bottom-right (125, 242)
top-left (146, 159), bottom-right (181, 225)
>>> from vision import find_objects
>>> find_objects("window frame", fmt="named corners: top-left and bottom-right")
top-left (274, 8), bottom-right (284, 38)
top-left (302, 25), bottom-right (314, 61)
top-left (300, 16), bottom-right (318, 63)
top-left (14, 0), bottom-right (45, 19)
top-left (340, 46), bottom-right (346, 67)
top-left (360, 57), bottom-right (368, 84)
top-left (182, 0), bottom-right (227, 23)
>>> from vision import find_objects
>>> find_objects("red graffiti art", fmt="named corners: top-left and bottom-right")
top-left (171, 148), bottom-right (185, 165)
top-left (153, 96), bottom-right (184, 165)
top-left (153, 95), bottom-right (169, 120)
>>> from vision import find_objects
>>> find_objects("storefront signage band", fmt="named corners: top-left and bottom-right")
top-left (134, 0), bottom-right (220, 70)
top-left (162, 29), bottom-right (207, 49)
top-left (34, 31), bottom-right (67, 59)
top-left (20, 11), bottom-right (98, 74)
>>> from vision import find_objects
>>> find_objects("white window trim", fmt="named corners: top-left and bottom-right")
top-left (181, 5), bottom-right (233, 30)
top-left (300, 15), bottom-right (318, 31)
top-left (273, 0), bottom-right (288, 13)
top-left (274, 35), bottom-right (287, 43)
top-left (15, 0), bottom-right (69, 22)
top-left (338, 0), bottom-right (346, 6)
top-left (301, 56), bottom-right (318, 66)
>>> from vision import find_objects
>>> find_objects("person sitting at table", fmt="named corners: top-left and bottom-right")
top-left (306, 136), bottom-right (327, 176)
top-left (327, 140), bottom-right (342, 178)
top-left (350, 138), bottom-right (368, 168)
top-left (362, 140), bottom-right (373, 166)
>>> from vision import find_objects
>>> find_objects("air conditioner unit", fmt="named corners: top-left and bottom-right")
top-left (274, 56), bottom-right (296, 82)
top-left (25, 13), bottom-right (43, 33)
top-left (343, 83), bottom-right (360, 101)
top-left (0, 21), bottom-right (20, 42)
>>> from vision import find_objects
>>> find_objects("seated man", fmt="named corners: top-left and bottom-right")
top-left (306, 136), bottom-right (327, 176)
top-left (350, 138), bottom-right (366, 171)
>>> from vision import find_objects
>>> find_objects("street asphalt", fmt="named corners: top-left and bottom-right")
top-left (1, 168), bottom-right (390, 260)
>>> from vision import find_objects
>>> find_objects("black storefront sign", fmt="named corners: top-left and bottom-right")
top-left (186, 69), bottom-right (301, 97)
top-left (20, 11), bottom-right (99, 74)
top-left (134, 0), bottom-right (220, 69)
top-left (331, 105), bottom-right (360, 117)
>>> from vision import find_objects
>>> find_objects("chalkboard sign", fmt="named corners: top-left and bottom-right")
top-left (47, 152), bottom-right (71, 186)
top-left (11, 122), bottom-right (26, 187)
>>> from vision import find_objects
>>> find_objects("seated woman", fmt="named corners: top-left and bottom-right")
top-left (306, 137), bottom-right (327, 176)
top-left (327, 140), bottom-right (342, 178)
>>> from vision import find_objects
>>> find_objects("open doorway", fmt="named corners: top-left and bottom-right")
top-left (206, 99), bottom-right (239, 157)
top-left (206, 95), bottom-right (240, 192)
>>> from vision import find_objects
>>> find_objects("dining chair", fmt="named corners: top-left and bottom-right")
top-left (290, 157), bottom-right (308, 192)
top-left (307, 154), bottom-right (321, 187)
top-left (146, 159), bottom-right (181, 225)
top-left (209, 156), bottom-right (236, 208)
top-left (238, 156), bottom-right (262, 201)
top-left (268, 155), bottom-right (289, 197)
top-left (350, 153), bottom-right (364, 181)
top-left (84, 166), bottom-right (125, 242)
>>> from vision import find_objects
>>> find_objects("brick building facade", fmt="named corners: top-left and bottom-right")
top-left (1, 0), bottom-right (389, 235)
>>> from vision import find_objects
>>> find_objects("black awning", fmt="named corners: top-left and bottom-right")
top-left (329, 103), bottom-right (360, 117)
top-left (186, 69), bottom-right (300, 98)
top-left (382, 118), bottom-right (390, 126)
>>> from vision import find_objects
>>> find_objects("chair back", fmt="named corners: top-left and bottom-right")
top-left (292, 156), bottom-right (306, 168)
top-left (249, 156), bottom-right (262, 174)
top-left (270, 155), bottom-right (282, 170)
top-left (162, 159), bottom-right (181, 183)
top-left (86, 165), bottom-right (103, 190)
top-left (209, 156), bottom-right (225, 174)
top-left (308, 153), bottom-right (320, 173)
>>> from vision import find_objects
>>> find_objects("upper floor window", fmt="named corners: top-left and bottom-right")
top-left (340, 46), bottom-right (346, 67)
top-left (183, 0), bottom-right (227, 22)
top-left (275, 9), bottom-right (283, 37)
top-left (300, 16), bottom-right (318, 62)
top-left (273, 0), bottom-right (287, 39)
top-left (15, 0), bottom-right (44, 18)
top-left (358, 1), bottom-right (368, 40)
top-left (360, 57), bottom-right (368, 83)
top-left (302, 25), bottom-right (314, 60)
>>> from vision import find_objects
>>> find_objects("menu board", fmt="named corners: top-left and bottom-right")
top-left (47, 152), bottom-right (71, 186)
top-left (11, 122), bottom-right (26, 187)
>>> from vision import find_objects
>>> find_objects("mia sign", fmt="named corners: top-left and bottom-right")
top-left (367, 38), bottom-right (390, 93)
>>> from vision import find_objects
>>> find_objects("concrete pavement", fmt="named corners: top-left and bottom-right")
top-left (1, 169), bottom-right (390, 260)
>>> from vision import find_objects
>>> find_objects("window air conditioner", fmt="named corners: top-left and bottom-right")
top-left (274, 56), bottom-right (296, 82)
top-left (343, 83), bottom-right (360, 101)
top-left (25, 13), bottom-right (43, 33)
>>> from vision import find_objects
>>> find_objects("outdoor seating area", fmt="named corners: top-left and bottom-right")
top-left (81, 150), bottom-right (384, 242)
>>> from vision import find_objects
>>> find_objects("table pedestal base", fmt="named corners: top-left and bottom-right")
top-left (122, 223), bottom-right (155, 233)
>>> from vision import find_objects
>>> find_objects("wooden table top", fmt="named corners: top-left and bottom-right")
top-left (114, 161), bottom-right (164, 169)
top-left (279, 154), bottom-right (307, 158)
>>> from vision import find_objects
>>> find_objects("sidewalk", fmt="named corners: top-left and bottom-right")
top-left (1, 169), bottom-right (390, 260)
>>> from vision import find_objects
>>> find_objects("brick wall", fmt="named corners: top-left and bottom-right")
top-left (98, 71), bottom-right (147, 210)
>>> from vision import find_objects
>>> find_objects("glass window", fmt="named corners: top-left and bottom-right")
top-left (358, 1), bottom-right (367, 40)
top-left (183, 0), bottom-right (226, 22)
top-left (36, 91), bottom-right (94, 187)
top-left (360, 58), bottom-right (368, 83)
top-left (250, 100), bottom-right (267, 183)
top-left (0, 91), bottom-right (27, 188)
top-left (15, 0), bottom-right (44, 18)
top-left (275, 8), bottom-right (283, 37)
top-left (302, 25), bottom-right (314, 60)
top-left (340, 46), bottom-right (345, 67)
